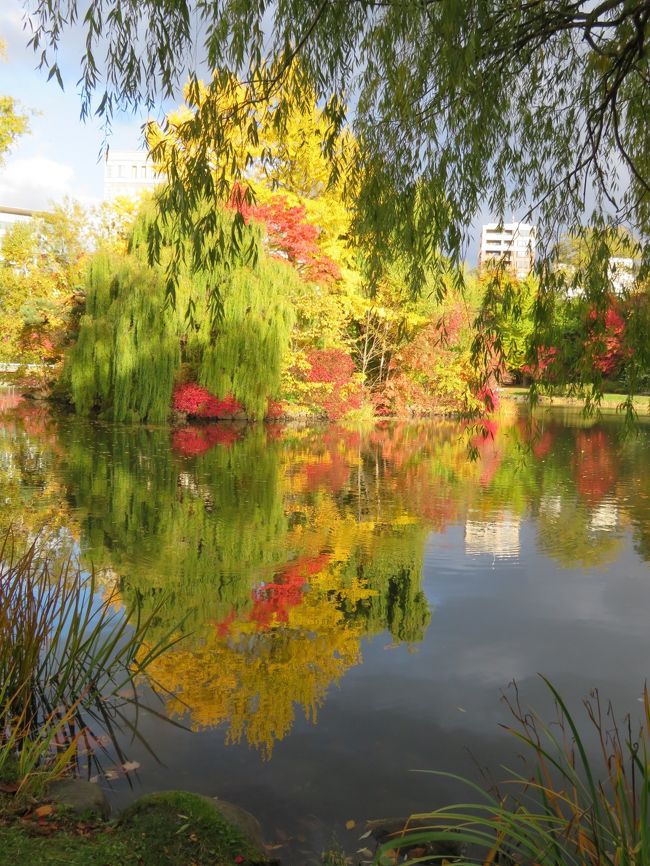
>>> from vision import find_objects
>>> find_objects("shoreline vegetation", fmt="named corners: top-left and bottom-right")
top-left (4, 373), bottom-right (650, 424)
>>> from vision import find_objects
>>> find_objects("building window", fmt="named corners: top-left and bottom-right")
top-left (132, 165), bottom-right (138, 178)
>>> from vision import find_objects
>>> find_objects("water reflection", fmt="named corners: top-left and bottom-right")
top-left (1, 397), bottom-right (650, 762)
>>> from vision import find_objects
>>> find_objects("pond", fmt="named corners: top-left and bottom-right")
top-left (2, 393), bottom-right (650, 863)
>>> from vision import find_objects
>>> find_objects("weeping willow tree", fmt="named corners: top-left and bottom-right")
top-left (65, 205), bottom-right (298, 422)
top-left (67, 253), bottom-right (180, 423)
top-left (190, 258), bottom-right (296, 419)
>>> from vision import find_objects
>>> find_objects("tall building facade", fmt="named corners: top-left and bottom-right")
top-left (479, 222), bottom-right (536, 279)
top-left (103, 150), bottom-right (164, 200)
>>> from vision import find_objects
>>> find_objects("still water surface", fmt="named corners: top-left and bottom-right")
top-left (2, 394), bottom-right (650, 861)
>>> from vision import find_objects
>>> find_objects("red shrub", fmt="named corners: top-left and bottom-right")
top-left (586, 302), bottom-right (629, 376)
top-left (521, 346), bottom-right (559, 379)
top-left (303, 348), bottom-right (363, 420)
top-left (266, 399), bottom-right (285, 420)
top-left (173, 383), bottom-right (243, 419)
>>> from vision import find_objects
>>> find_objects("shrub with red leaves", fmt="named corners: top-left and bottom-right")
top-left (475, 384), bottom-right (500, 413)
top-left (173, 383), bottom-right (243, 419)
top-left (521, 345), bottom-right (559, 380)
top-left (266, 399), bottom-right (285, 420)
top-left (586, 303), bottom-right (629, 376)
top-left (304, 348), bottom-right (363, 420)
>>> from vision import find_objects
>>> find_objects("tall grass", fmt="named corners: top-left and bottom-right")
top-left (0, 532), bottom-right (177, 795)
top-left (376, 678), bottom-right (650, 866)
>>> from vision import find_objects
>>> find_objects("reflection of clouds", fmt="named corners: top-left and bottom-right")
top-left (423, 523), bottom-right (650, 711)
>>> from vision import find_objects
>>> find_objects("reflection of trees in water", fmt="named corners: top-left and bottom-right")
top-left (0, 397), bottom-right (78, 555)
top-left (55, 420), bottom-right (434, 756)
top-left (3, 404), bottom-right (650, 755)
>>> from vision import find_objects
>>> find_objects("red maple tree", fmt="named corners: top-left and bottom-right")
top-left (229, 188), bottom-right (340, 283)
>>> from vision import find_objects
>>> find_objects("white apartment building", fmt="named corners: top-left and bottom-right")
top-left (564, 256), bottom-right (638, 299)
top-left (479, 222), bottom-right (536, 280)
top-left (103, 150), bottom-right (164, 200)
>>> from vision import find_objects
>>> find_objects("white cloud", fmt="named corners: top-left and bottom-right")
top-left (0, 155), bottom-right (97, 210)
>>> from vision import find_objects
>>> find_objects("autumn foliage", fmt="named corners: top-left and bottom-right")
top-left (586, 302), bottom-right (628, 376)
top-left (230, 189), bottom-right (340, 283)
top-left (172, 383), bottom-right (243, 419)
top-left (303, 348), bottom-right (363, 419)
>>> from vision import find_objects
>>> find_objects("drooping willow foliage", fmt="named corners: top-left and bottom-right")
top-left (65, 206), bottom-right (298, 422)
top-left (198, 261), bottom-right (295, 419)
top-left (67, 254), bottom-right (180, 423)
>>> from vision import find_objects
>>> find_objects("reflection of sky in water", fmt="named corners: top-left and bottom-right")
top-left (1, 400), bottom-right (650, 863)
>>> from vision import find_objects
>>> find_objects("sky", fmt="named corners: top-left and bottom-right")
top-left (0, 0), bottom-right (159, 210)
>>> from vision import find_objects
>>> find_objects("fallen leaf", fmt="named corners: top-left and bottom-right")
top-left (457, 706), bottom-right (467, 713)
top-left (122, 761), bottom-right (140, 773)
top-left (358, 829), bottom-right (373, 840)
top-left (104, 769), bottom-right (120, 780)
top-left (345, 819), bottom-right (356, 830)
top-left (357, 847), bottom-right (374, 857)
top-left (0, 782), bottom-right (19, 794)
top-left (34, 805), bottom-right (54, 819)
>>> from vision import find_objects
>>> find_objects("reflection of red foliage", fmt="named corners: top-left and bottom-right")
top-left (574, 429), bottom-right (617, 503)
top-left (250, 553), bottom-right (331, 628)
top-left (0, 392), bottom-right (24, 414)
top-left (173, 383), bottom-right (243, 419)
top-left (532, 429), bottom-right (554, 459)
top-left (469, 418), bottom-right (502, 487)
top-left (213, 553), bottom-right (331, 635)
top-left (304, 457), bottom-right (350, 492)
top-left (229, 188), bottom-right (340, 283)
top-left (172, 425), bottom-right (242, 457)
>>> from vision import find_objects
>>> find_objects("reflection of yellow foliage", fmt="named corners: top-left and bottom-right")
top-left (144, 573), bottom-right (370, 759)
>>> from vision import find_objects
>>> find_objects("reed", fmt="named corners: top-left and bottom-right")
top-left (0, 531), bottom-right (177, 795)
top-left (376, 678), bottom-right (650, 866)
